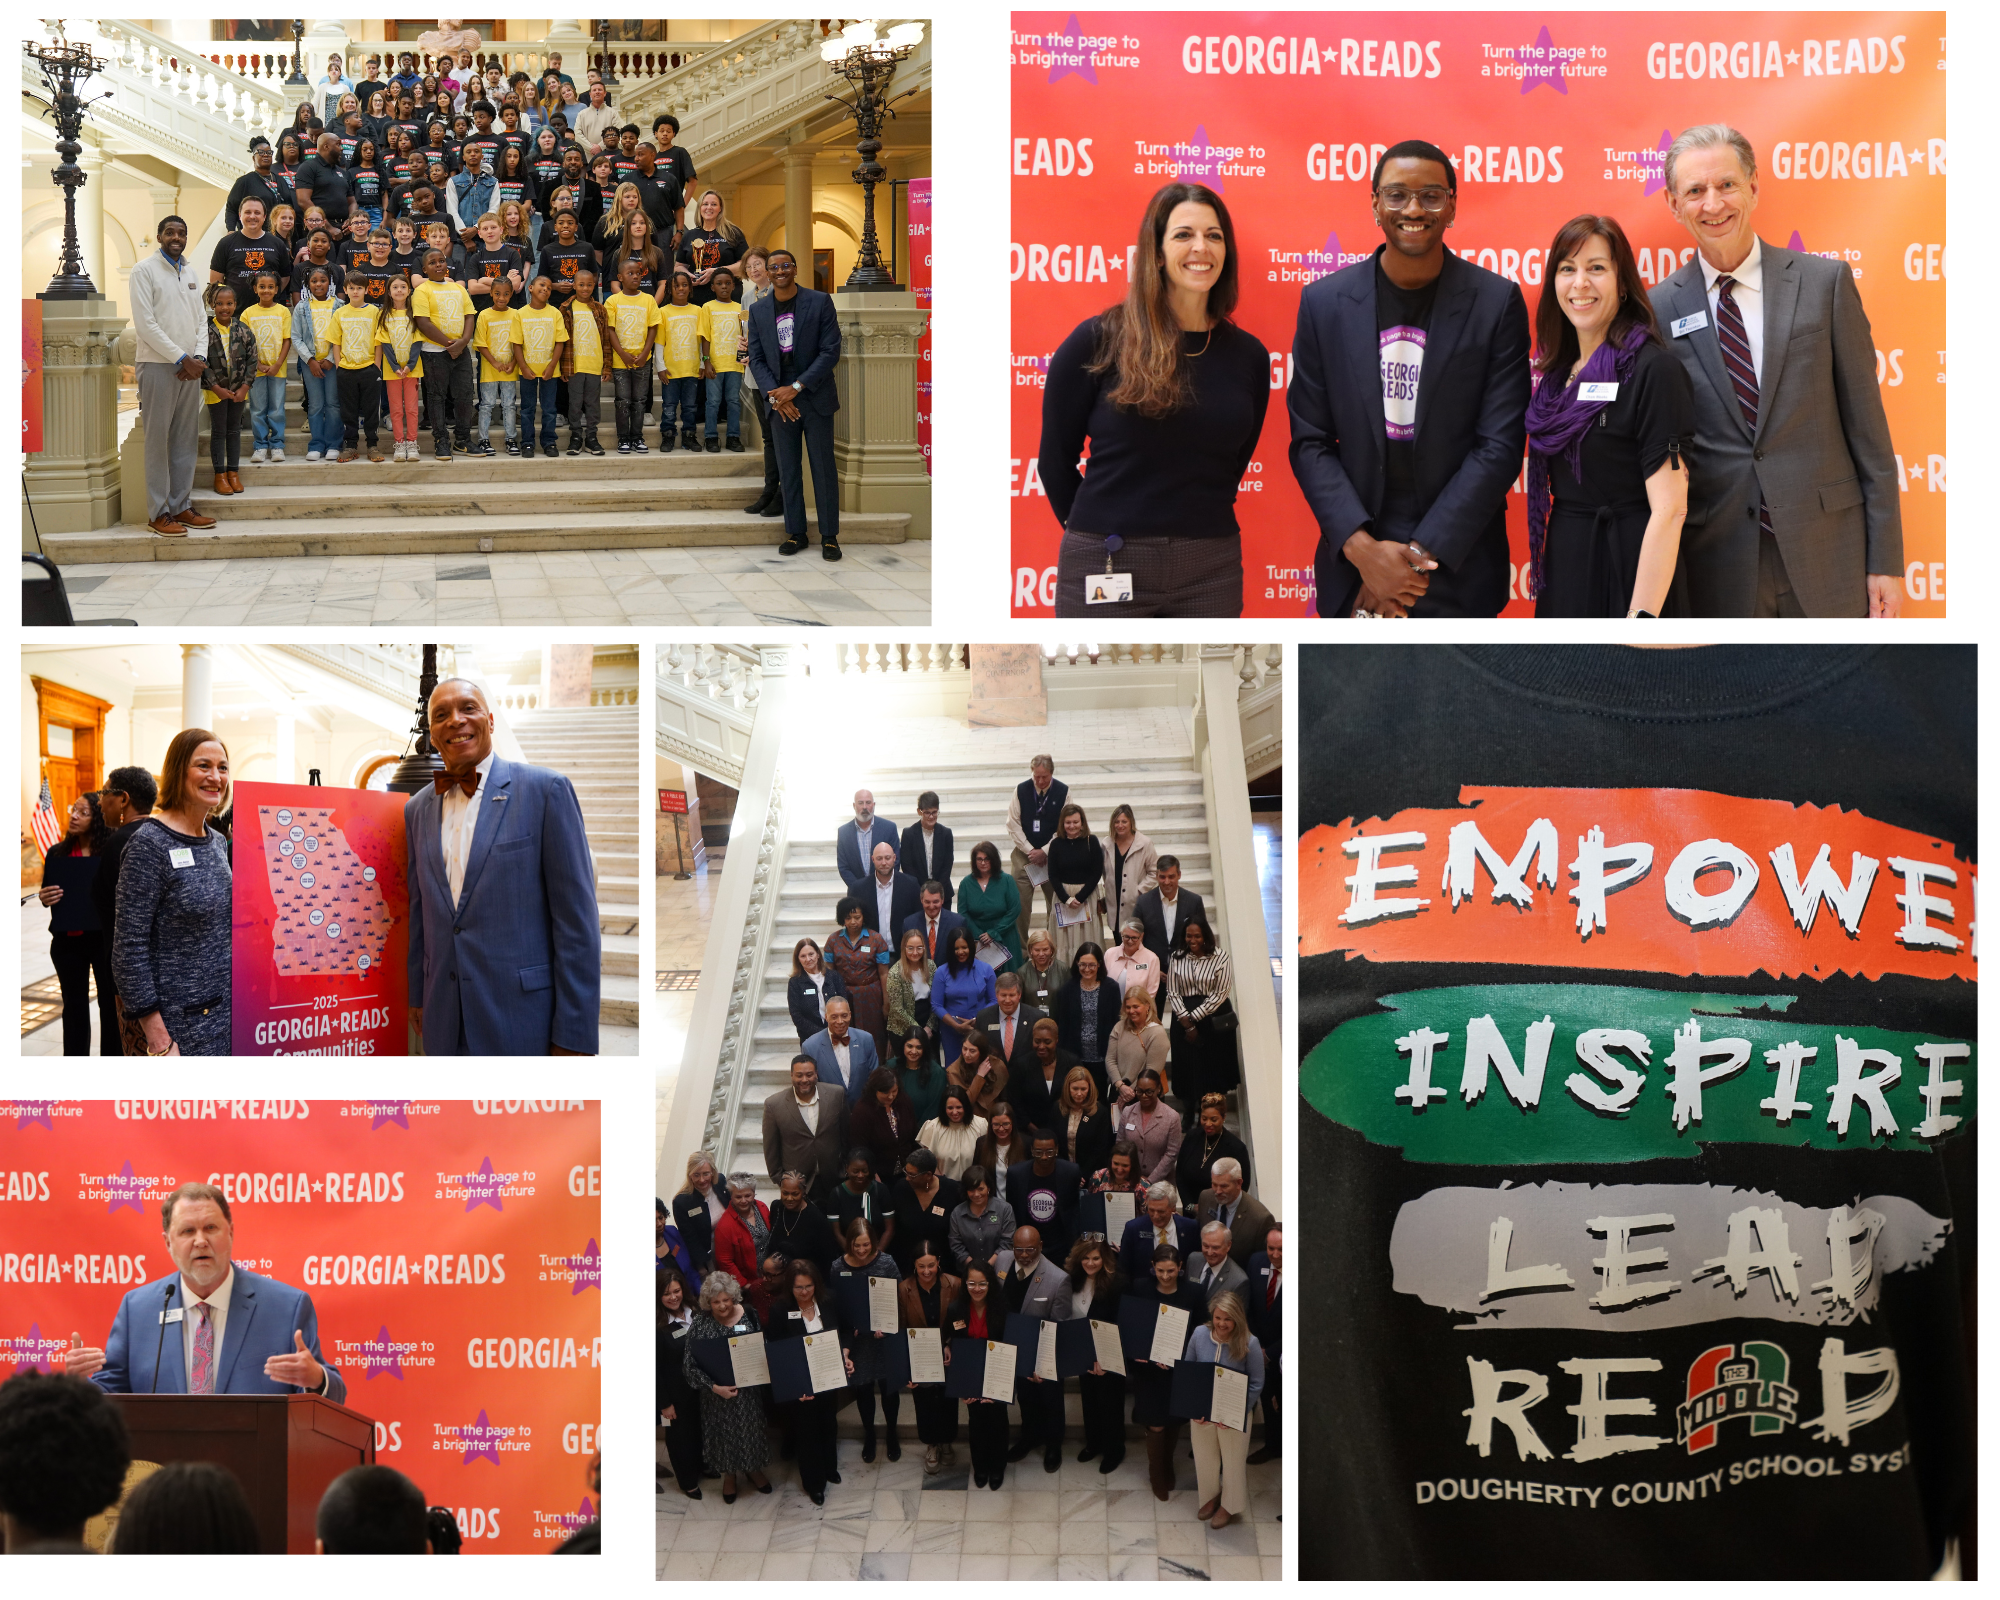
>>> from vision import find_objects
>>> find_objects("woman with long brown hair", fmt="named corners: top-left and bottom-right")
top-left (1039, 180), bottom-right (1269, 617)
top-left (1526, 213), bottom-right (1692, 618)
top-left (37, 790), bottom-right (116, 1055)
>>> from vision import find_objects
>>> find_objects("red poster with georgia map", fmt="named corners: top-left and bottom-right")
top-left (231, 782), bottom-right (411, 1056)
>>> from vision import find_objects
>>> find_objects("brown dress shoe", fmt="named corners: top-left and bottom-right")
top-left (148, 516), bottom-right (188, 537)
top-left (175, 506), bottom-right (217, 528)
top-left (229, 471), bottom-right (245, 493)
top-left (211, 474), bottom-right (234, 496)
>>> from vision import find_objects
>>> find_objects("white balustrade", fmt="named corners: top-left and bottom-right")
top-left (660, 643), bottom-right (763, 716)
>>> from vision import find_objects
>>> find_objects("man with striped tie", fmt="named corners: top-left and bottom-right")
top-left (1653, 124), bottom-right (1903, 617)
top-left (64, 1183), bottom-right (347, 1401)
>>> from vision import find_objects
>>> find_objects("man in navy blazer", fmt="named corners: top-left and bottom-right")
top-left (858, 841), bottom-right (924, 939)
top-left (801, 996), bottom-right (879, 1098)
top-left (1119, 1185), bottom-right (1201, 1283)
top-left (67, 1183), bottom-right (346, 1402)
top-left (835, 788), bottom-right (899, 897)
top-left (404, 676), bottom-right (600, 1055)
top-left (899, 881), bottom-right (965, 963)
top-left (1288, 140), bottom-right (1530, 617)
top-left (745, 247), bottom-right (843, 557)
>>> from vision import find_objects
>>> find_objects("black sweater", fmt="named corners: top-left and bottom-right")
top-left (1039, 314), bottom-right (1269, 538)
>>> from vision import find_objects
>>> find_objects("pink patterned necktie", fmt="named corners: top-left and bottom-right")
top-left (190, 1301), bottom-right (215, 1394)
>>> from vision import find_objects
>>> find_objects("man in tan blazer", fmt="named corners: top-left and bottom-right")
top-left (1197, 1157), bottom-right (1278, 1265)
top-left (1652, 124), bottom-right (1902, 617)
top-left (762, 1055), bottom-right (848, 1201)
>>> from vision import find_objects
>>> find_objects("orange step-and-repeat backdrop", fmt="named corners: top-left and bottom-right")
top-left (0, 1099), bottom-right (601, 1554)
top-left (1010, 11), bottom-right (1947, 615)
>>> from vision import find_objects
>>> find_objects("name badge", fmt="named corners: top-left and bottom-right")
top-left (1086, 573), bottom-right (1134, 605)
top-left (1578, 381), bottom-right (1619, 402)
top-left (1670, 311), bottom-right (1709, 338)
top-left (931, 1205), bottom-right (945, 1216)
top-left (168, 847), bottom-right (196, 869)
top-left (788, 1309), bottom-right (803, 1319)
top-left (160, 1307), bottom-right (184, 1324)
top-left (952, 1320), bottom-right (967, 1331)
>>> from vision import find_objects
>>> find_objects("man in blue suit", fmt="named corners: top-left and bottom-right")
top-left (801, 995), bottom-right (879, 1099)
top-left (746, 247), bottom-right (842, 558)
top-left (835, 788), bottom-right (899, 897)
top-left (404, 676), bottom-right (600, 1055)
top-left (1118, 1182), bottom-right (1201, 1283)
top-left (66, 1183), bottom-right (346, 1401)
top-left (1288, 139), bottom-right (1530, 618)
top-left (899, 881), bottom-right (965, 963)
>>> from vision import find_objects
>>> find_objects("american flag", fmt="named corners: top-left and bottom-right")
top-left (30, 776), bottom-right (64, 855)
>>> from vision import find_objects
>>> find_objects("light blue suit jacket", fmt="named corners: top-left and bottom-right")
top-left (404, 756), bottom-right (600, 1054)
top-left (801, 1024), bottom-right (880, 1100)
top-left (92, 1268), bottom-right (347, 1402)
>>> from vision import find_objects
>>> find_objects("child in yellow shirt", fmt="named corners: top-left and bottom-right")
top-left (294, 264), bottom-right (343, 461)
top-left (470, 274), bottom-right (522, 456)
top-left (656, 267), bottom-right (704, 452)
top-left (319, 275), bottom-right (384, 462)
top-left (374, 274), bottom-right (426, 462)
top-left (512, 274), bottom-right (568, 458)
top-left (604, 257), bottom-right (661, 454)
top-left (560, 265), bottom-right (609, 457)
top-left (697, 266), bottom-right (748, 453)
top-left (238, 270), bottom-right (294, 464)
top-left (411, 247), bottom-right (477, 458)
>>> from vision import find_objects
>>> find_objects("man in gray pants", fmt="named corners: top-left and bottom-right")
top-left (126, 217), bottom-right (217, 538)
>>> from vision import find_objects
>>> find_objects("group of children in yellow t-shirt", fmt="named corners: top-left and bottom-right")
top-left (201, 211), bottom-right (752, 467)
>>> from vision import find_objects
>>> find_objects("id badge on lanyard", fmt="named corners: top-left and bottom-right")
top-left (1088, 533), bottom-right (1134, 604)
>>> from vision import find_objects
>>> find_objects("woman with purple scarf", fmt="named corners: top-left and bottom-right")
top-left (1525, 215), bottom-right (1693, 617)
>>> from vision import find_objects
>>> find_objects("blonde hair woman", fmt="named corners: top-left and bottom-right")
top-left (110, 729), bottom-right (233, 1058)
top-left (1106, 985), bottom-right (1171, 1103)
top-left (678, 187), bottom-right (747, 305)
top-left (670, 1149), bottom-right (724, 1272)
top-left (1186, 1290), bottom-right (1265, 1528)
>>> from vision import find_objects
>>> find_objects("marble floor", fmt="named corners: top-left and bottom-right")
top-left (60, 542), bottom-right (933, 628)
top-left (655, 1428), bottom-right (1282, 1580)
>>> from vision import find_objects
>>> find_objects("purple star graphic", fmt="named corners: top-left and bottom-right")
top-left (1643, 129), bottom-right (1674, 196)
top-left (1519, 25), bottom-right (1567, 94)
top-left (1324, 229), bottom-right (1342, 260)
top-left (1189, 124), bottom-right (1223, 193)
top-left (1787, 230), bottom-right (1806, 251)
top-left (462, 1156), bottom-right (506, 1213)
top-left (1047, 14), bottom-right (1100, 85)
top-left (358, 1325), bottom-right (407, 1381)
top-left (573, 1495), bottom-right (597, 1526)
top-left (105, 1159), bottom-right (146, 1216)
top-left (569, 1238), bottom-right (602, 1296)
top-left (9, 1103), bottom-right (55, 1131)
top-left (370, 1104), bottom-right (411, 1130)
top-left (11, 1323), bottom-right (59, 1374)
top-left (461, 1408), bottom-right (501, 1465)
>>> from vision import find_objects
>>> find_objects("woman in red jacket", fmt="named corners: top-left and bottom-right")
top-left (711, 1174), bottom-right (774, 1316)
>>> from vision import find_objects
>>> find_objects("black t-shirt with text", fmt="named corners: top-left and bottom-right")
top-left (210, 230), bottom-right (293, 304)
top-left (536, 241), bottom-right (600, 303)
top-left (1298, 645), bottom-right (1976, 1581)
top-left (1375, 259), bottom-right (1439, 526)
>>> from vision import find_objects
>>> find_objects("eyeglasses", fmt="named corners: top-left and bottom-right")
top-left (1376, 186), bottom-right (1451, 213)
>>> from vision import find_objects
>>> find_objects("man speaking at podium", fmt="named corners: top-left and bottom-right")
top-left (63, 1182), bottom-right (347, 1401)
top-left (405, 675), bottom-right (601, 1055)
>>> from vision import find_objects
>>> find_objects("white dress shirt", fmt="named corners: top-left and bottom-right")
top-left (795, 1089), bottom-right (820, 1135)
top-left (830, 1036), bottom-right (852, 1087)
top-left (179, 1267), bottom-right (235, 1391)
top-left (1158, 892), bottom-right (1182, 947)
top-left (875, 875), bottom-right (897, 938)
top-left (1698, 234), bottom-right (1765, 383)
top-left (440, 751), bottom-right (496, 905)
top-left (919, 826), bottom-right (938, 876)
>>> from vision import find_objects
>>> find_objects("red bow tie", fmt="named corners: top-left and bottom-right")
top-left (433, 769), bottom-right (480, 797)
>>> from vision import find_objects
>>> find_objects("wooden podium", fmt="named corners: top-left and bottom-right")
top-left (110, 1393), bottom-right (376, 1553)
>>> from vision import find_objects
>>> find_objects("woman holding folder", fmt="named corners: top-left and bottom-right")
top-left (1128, 1244), bottom-right (1207, 1501)
top-left (946, 1259), bottom-right (1011, 1489)
top-left (899, 1242), bottom-right (963, 1475)
top-left (767, 1258), bottom-right (853, 1506)
top-left (656, 1266), bottom-right (705, 1499)
top-left (1051, 1237), bottom-right (1128, 1474)
top-left (830, 1216), bottom-right (904, 1463)
top-left (1186, 1290), bottom-right (1265, 1531)
top-left (681, 1271), bottom-right (773, 1503)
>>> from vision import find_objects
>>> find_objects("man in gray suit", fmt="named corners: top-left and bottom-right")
top-left (762, 1055), bottom-right (848, 1200)
top-left (1652, 124), bottom-right (1902, 617)
top-left (1197, 1157), bottom-right (1278, 1265)
top-left (1189, 1220), bottom-right (1251, 1303)
top-left (995, 1224), bottom-right (1069, 1470)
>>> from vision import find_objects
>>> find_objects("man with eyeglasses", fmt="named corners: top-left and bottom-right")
top-left (1651, 125), bottom-right (1902, 617)
top-left (1288, 138), bottom-right (1529, 618)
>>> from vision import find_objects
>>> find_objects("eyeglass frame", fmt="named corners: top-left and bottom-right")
top-left (1373, 184), bottom-right (1453, 214)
